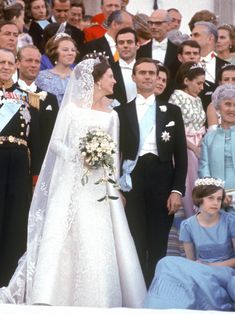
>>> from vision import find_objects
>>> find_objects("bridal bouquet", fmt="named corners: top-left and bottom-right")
top-left (79, 128), bottom-right (119, 201)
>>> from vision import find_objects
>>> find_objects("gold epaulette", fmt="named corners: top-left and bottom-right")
top-left (28, 92), bottom-right (40, 110)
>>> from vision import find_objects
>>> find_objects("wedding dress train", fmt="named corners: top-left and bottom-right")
top-left (0, 107), bottom-right (146, 307)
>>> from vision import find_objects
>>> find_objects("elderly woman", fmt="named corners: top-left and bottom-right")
top-left (199, 84), bottom-right (235, 212)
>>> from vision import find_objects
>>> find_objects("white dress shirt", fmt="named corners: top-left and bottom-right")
top-left (12, 70), bottom-right (18, 84)
top-left (135, 93), bottom-right (158, 156)
top-left (18, 79), bottom-right (37, 92)
top-left (119, 58), bottom-right (137, 102)
top-left (200, 51), bottom-right (217, 83)
top-left (152, 37), bottom-right (168, 63)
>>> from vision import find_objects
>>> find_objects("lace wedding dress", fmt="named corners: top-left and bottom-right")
top-left (0, 106), bottom-right (146, 307)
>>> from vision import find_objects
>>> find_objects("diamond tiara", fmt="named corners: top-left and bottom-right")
top-left (3, 0), bottom-right (17, 9)
top-left (54, 33), bottom-right (71, 42)
top-left (189, 64), bottom-right (204, 71)
top-left (195, 177), bottom-right (225, 188)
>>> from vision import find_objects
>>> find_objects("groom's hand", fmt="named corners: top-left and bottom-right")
top-left (167, 192), bottom-right (182, 215)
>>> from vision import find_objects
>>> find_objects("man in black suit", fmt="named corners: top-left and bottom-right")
top-left (79, 10), bottom-right (133, 64)
top-left (116, 58), bottom-right (187, 285)
top-left (47, 0), bottom-right (84, 53)
top-left (191, 21), bottom-right (229, 84)
top-left (111, 27), bottom-right (138, 104)
top-left (136, 9), bottom-right (180, 80)
top-left (190, 22), bottom-right (229, 121)
top-left (17, 45), bottom-right (59, 165)
top-left (50, 0), bottom-right (70, 24)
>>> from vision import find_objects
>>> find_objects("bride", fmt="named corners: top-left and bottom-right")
top-left (0, 56), bottom-right (146, 307)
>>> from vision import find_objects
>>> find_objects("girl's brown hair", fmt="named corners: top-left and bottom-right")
top-left (192, 185), bottom-right (225, 207)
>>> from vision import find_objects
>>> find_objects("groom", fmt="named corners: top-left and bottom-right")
top-left (116, 58), bottom-right (187, 285)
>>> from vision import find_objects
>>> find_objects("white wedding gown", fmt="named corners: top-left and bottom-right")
top-left (0, 107), bottom-right (146, 307)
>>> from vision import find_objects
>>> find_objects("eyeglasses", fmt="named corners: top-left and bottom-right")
top-left (148, 20), bottom-right (167, 26)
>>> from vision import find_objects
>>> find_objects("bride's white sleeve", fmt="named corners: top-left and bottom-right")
top-left (50, 137), bottom-right (79, 162)
top-left (110, 111), bottom-right (120, 180)
top-left (49, 108), bottom-right (80, 163)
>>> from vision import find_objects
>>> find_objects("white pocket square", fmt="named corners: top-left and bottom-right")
top-left (45, 105), bottom-right (52, 111)
top-left (205, 91), bottom-right (213, 95)
top-left (165, 121), bottom-right (175, 127)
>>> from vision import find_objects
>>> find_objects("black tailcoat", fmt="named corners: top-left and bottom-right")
top-left (116, 97), bottom-right (187, 285)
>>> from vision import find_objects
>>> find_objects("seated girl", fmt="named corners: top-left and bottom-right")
top-left (144, 177), bottom-right (235, 310)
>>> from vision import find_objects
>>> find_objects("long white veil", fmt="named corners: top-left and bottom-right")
top-left (0, 58), bottom-right (101, 303)
top-left (0, 57), bottom-right (147, 307)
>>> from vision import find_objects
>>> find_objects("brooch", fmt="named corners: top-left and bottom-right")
top-left (159, 105), bottom-right (167, 112)
top-left (161, 131), bottom-right (170, 142)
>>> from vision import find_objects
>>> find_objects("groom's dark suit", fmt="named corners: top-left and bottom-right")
top-left (116, 97), bottom-right (187, 284)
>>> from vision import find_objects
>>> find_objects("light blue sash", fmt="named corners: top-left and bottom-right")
top-left (0, 100), bottom-right (22, 132)
top-left (119, 103), bottom-right (156, 192)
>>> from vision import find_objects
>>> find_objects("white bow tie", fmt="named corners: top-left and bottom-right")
top-left (152, 41), bottom-right (167, 50)
top-left (136, 95), bottom-right (154, 106)
top-left (119, 59), bottom-right (133, 70)
top-left (18, 79), bottom-right (37, 93)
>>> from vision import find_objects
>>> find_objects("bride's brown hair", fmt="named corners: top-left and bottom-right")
top-left (83, 52), bottom-right (110, 83)
top-left (92, 60), bottom-right (110, 83)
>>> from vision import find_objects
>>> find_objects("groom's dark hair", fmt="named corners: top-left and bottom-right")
top-left (132, 57), bottom-right (159, 75)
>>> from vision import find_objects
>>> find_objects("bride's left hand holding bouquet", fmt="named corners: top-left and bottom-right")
top-left (79, 127), bottom-right (119, 201)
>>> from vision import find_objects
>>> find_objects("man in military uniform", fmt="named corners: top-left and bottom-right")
top-left (17, 44), bottom-right (59, 164)
top-left (0, 48), bottom-right (40, 285)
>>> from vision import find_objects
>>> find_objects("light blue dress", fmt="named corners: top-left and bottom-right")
top-left (144, 211), bottom-right (235, 310)
top-left (199, 126), bottom-right (235, 190)
top-left (35, 70), bottom-right (71, 106)
top-left (199, 126), bottom-right (235, 212)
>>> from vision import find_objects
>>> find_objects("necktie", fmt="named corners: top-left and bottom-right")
top-left (119, 59), bottom-right (134, 70)
top-left (153, 0), bottom-right (158, 10)
top-left (152, 41), bottom-right (167, 50)
top-left (136, 95), bottom-right (153, 106)
top-left (18, 79), bottom-right (37, 93)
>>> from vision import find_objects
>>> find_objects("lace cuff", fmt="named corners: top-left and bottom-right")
top-left (51, 139), bottom-right (79, 162)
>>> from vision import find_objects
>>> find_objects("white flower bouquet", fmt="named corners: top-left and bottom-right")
top-left (79, 128), bottom-right (119, 202)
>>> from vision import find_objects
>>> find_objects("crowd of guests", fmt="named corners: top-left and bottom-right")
top-left (0, 0), bottom-right (235, 310)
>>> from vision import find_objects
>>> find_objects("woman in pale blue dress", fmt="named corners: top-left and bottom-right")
top-left (199, 84), bottom-right (235, 212)
top-left (36, 34), bottom-right (77, 106)
top-left (144, 177), bottom-right (235, 310)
